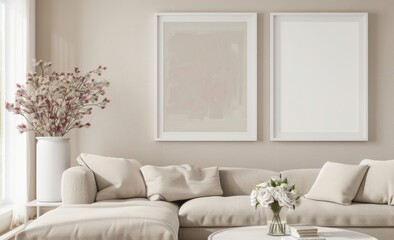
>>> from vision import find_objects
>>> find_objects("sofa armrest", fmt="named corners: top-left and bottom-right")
top-left (61, 166), bottom-right (97, 204)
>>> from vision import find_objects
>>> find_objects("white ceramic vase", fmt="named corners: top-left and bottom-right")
top-left (36, 137), bottom-right (70, 202)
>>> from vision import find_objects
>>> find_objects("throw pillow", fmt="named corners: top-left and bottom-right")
top-left (140, 164), bottom-right (223, 201)
top-left (304, 161), bottom-right (368, 205)
top-left (77, 153), bottom-right (146, 201)
top-left (354, 159), bottom-right (394, 205)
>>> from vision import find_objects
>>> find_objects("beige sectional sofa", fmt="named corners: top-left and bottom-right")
top-left (17, 166), bottom-right (394, 240)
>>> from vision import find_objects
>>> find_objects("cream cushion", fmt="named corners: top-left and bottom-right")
top-left (76, 153), bottom-right (146, 201)
top-left (179, 196), bottom-right (265, 227)
top-left (304, 161), bottom-right (368, 205)
top-left (288, 198), bottom-right (394, 227)
top-left (141, 164), bottom-right (223, 201)
top-left (16, 199), bottom-right (179, 240)
top-left (354, 159), bottom-right (394, 205)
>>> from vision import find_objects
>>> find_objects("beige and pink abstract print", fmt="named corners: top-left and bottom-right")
top-left (163, 22), bottom-right (247, 132)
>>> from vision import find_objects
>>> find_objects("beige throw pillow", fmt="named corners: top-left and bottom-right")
top-left (77, 153), bottom-right (146, 201)
top-left (354, 159), bottom-right (394, 205)
top-left (305, 161), bottom-right (368, 205)
top-left (140, 164), bottom-right (223, 201)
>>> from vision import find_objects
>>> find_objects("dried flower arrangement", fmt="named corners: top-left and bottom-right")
top-left (5, 59), bottom-right (110, 136)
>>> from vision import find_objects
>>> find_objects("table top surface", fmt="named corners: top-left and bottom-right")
top-left (208, 226), bottom-right (377, 240)
top-left (26, 200), bottom-right (62, 207)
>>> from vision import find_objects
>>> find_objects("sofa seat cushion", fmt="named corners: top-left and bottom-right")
top-left (17, 199), bottom-right (179, 240)
top-left (179, 196), bottom-right (265, 227)
top-left (288, 198), bottom-right (394, 227)
top-left (92, 198), bottom-right (180, 212)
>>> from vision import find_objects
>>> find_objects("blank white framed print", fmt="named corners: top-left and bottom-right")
top-left (270, 13), bottom-right (368, 141)
top-left (155, 13), bottom-right (257, 141)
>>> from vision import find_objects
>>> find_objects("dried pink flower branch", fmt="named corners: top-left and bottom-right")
top-left (5, 59), bottom-right (110, 136)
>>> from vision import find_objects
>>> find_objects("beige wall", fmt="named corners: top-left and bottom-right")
top-left (36, 0), bottom-right (394, 171)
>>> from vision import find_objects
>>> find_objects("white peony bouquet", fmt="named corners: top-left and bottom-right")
top-left (250, 177), bottom-right (301, 210)
top-left (251, 177), bottom-right (301, 235)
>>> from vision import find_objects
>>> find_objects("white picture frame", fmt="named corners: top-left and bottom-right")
top-left (155, 13), bottom-right (257, 141)
top-left (270, 12), bottom-right (368, 141)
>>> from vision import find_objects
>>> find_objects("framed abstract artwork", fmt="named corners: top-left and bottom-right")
top-left (155, 13), bottom-right (257, 141)
top-left (270, 13), bottom-right (368, 141)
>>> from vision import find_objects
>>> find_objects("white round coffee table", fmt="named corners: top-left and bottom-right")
top-left (208, 226), bottom-right (377, 240)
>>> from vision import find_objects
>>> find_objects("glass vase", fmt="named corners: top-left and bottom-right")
top-left (266, 202), bottom-right (288, 236)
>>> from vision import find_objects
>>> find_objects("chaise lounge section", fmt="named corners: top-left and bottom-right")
top-left (17, 199), bottom-right (179, 240)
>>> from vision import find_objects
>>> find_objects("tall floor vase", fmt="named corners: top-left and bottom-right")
top-left (36, 137), bottom-right (70, 202)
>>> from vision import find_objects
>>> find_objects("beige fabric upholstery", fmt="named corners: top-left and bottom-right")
top-left (29, 164), bottom-right (394, 240)
top-left (288, 198), bottom-right (394, 227)
top-left (280, 169), bottom-right (320, 195)
top-left (355, 159), bottom-right (394, 205)
top-left (219, 167), bottom-right (279, 196)
top-left (179, 196), bottom-right (265, 227)
top-left (178, 195), bottom-right (394, 228)
top-left (141, 165), bottom-right (223, 201)
top-left (305, 162), bottom-right (368, 205)
top-left (16, 199), bottom-right (179, 240)
top-left (77, 153), bottom-right (146, 201)
top-left (61, 166), bottom-right (97, 204)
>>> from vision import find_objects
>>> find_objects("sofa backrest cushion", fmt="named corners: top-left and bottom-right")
top-left (219, 167), bottom-right (280, 196)
top-left (141, 164), bottom-right (223, 202)
top-left (77, 153), bottom-right (146, 201)
top-left (354, 159), bottom-right (394, 205)
top-left (280, 169), bottom-right (320, 196)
